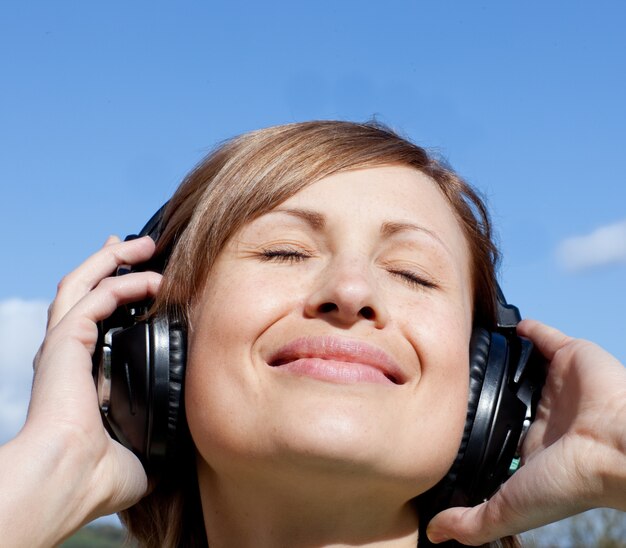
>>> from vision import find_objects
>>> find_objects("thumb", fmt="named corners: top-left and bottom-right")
top-left (425, 476), bottom-right (574, 546)
top-left (425, 502), bottom-right (504, 546)
top-left (425, 481), bottom-right (546, 546)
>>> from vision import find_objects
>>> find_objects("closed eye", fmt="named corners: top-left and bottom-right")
top-left (259, 248), bottom-right (312, 263)
top-left (388, 269), bottom-right (439, 290)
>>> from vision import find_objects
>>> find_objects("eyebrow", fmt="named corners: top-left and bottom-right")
top-left (269, 209), bottom-right (452, 256)
top-left (381, 221), bottom-right (453, 256)
top-left (271, 208), bottom-right (326, 230)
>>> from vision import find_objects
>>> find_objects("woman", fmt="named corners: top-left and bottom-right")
top-left (1, 121), bottom-right (624, 547)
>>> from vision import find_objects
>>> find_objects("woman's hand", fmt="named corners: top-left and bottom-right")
top-left (426, 319), bottom-right (626, 545)
top-left (0, 236), bottom-right (161, 547)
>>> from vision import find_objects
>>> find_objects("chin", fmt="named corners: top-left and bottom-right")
top-left (189, 382), bottom-right (460, 499)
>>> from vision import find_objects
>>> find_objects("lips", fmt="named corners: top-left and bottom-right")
top-left (267, 336), bottom-right (406, 385)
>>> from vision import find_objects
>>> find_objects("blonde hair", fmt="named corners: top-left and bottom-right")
top-left (120, 120), bottom-right (504, 547)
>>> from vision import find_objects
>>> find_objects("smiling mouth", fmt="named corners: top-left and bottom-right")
top-left (269, 357), bottom-right (401, 385)
top-left (267, 336), bottom-right (405, 386)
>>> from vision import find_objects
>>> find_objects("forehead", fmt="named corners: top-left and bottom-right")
top-left (277, 165), bottom-right (469, 255)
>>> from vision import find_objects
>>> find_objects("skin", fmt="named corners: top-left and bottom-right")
top-left (187, 166), bottom-right (474, 547)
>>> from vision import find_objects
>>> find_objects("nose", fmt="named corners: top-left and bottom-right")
top-left (303, 258), bottom-right (389, 329)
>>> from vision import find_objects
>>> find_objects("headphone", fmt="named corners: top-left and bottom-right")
top-left (93, 204), bottom-right (545, 546)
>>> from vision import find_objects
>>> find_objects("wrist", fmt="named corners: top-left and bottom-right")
top-left (0, 425), bottom-right (107, 546)
top-left (597, 397), bottom-right (626, 511)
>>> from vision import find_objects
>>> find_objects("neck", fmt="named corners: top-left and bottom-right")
top-left (197, 459), bottom-right (420, 548)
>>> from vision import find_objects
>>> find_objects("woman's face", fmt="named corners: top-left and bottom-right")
top-left (187, 165), bottom-right (474, 497)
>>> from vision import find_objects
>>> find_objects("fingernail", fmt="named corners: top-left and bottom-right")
top-left (103, 235), bottom-right (119, 246)
top-left (426, 527), bottom-right (449, 544)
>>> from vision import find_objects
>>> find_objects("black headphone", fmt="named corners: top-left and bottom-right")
top-left (93, 205), bottom-right (545, 546)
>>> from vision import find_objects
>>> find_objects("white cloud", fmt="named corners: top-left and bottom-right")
top-left (0, 299), bottom-right (49, 443)
top-left (557, 219), bottom-right (626, 272)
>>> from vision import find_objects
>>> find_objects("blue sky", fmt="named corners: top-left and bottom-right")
top-left (1, 1), bottom-right (625, 441)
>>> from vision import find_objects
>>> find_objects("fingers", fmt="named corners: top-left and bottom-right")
top-left (103, 234), bottom-right (121, 247)
top-left (516, 319), bottom-right (573, 361)
top-left (39, 271), bottom-right (162, 363)
top-left (59, 271), bottom-right (162, 333)
top-left (48, 236), bottom-right (156, 331)
top-left (30, 269), bottom-right (162, 431)
top-left (36, 236), bottom-right (161, 378)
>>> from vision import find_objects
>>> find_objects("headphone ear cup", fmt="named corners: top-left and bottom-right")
top-left (165, 319), bottom-right (187, 458)
top-left (456, 327), bottom-right (492, 489)
top-left (145, 315), bottom-right (187, 472)
top-left (97, 313), bottom-right (187, 474)
top-left (452, 328), bottom-right (527, 508)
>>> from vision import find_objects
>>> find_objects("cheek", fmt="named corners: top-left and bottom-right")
top-left (421, 306), bottom-right (471, 433)
top-left (391, 297), bottom-right (471, 478)
top-left (395, 288), bottom-right (472, 385)
top-left (190, 265), bottom-right (301, 356)
top-left (184, 267), bottom-right (305, 462)
top-left (392, 351), bottom-right (469, 489)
